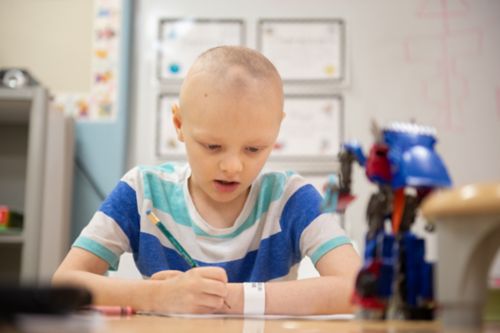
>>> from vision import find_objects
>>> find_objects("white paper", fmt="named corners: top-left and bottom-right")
top-left (137, 311), bottom-right (354, 321)
top-left (272, 95), bottom-right (343, 158)
top-left (159, 19), bottom-right (244, 80)
top-left (156, 94), bottom-right (186, 157)
top-left (259, 20), bottom-right (344, 81)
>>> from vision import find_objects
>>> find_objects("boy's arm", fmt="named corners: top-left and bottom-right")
top-left (52, 247), bottom-right (229, 313)
top-left (224, 244), bottom-right (361, 315)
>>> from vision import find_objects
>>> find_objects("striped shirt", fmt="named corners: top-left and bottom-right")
top-left (74, 163), bottom-right (351, 282)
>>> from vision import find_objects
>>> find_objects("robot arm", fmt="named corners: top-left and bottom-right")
top-left (321, 142), bottom-right (364, 214)
top-left (338, 141), bottom-right (366, 194)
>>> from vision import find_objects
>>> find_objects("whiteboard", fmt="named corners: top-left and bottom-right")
top-left (158, 18), bottom-right (245, 80)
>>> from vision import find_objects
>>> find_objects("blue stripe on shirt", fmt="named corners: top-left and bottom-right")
top-left (279, 183), bottom-right (323, 255)
top-left (135, 232), bottom-right (293, 282)
top-left (99, 181), bottom-right (140, 253)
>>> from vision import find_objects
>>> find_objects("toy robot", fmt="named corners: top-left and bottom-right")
top-left (323, 121), bottom-right (452, 320)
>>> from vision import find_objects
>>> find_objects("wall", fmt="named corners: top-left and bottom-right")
top-left (0, 0), bottom-right (92, 92)
top-left (130, 0), bottom-right (500, 277)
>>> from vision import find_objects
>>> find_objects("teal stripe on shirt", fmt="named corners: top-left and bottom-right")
top-left (139, 163), bottom-right (177, 174)
top-left (142, 170), bottom-right (193, 228)
top-left (142, 168), bottom-right (288, 239)
top-left (73, 236), bottom-right (120, 270)
top-left (309, 236), bottom-right (352, 265)
top-left (216, 172), bottom-right (287, 239)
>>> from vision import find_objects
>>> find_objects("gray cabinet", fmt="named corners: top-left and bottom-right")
top-left (0, 86), bottom-right (74, 284)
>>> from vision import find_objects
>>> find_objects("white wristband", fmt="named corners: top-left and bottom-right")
top-left (243, 282), bottom-right (266, 315)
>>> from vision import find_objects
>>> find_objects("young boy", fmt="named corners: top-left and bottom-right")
top-left (53, 46), bottom-right (360, 315)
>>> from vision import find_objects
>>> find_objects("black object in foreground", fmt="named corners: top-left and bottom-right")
top-left (0, 285), bottom-right (92, 317)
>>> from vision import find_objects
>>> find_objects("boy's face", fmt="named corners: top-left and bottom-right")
top-left (173, 67), bottom-right (283, 210)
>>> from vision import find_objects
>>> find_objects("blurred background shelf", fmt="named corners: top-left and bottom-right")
top-left (0, 85), bottom-right (74, 284)
top-left (0, 228), bottom-right (24, 244)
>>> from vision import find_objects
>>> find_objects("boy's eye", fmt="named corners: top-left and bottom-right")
top-left (246, 147), bottom-right (260, 153)
top-left (206, 144), bottom-right (221, 151)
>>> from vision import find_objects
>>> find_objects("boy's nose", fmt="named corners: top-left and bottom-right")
top-left (219, 154), bottom-right (243, 176)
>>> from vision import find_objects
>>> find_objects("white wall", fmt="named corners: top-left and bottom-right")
top-left (130, 0), bottom-right (500, 268)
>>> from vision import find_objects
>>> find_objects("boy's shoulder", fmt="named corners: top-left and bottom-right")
top-left (258, 169), bottom-right (299, 183)
top-left (256, 169), bottom-right (312, 196)
top-left (122, 162), bottom-right (189, 184)
top-left (252, 170), bottom-right (322, 215)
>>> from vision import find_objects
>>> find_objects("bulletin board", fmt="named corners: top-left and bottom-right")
top-left (257, 19), bottom-right (345, 82)
top-left (157, 18), bottom-right (245, 80)
top-left (272, 95), bottom-right (343, 160)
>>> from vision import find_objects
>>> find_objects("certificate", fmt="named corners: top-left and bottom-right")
top-left (271, 95), bottom-right (343, 159)
top-left (158, 18), bottom-right (245, 80)
top-left (156, 94), bottom-right (185, 157)
top-left (258, 19), bottom-right (345, 82)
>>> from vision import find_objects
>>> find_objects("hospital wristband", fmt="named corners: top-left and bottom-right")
top-left (243, 282), bottom-right (266, 315)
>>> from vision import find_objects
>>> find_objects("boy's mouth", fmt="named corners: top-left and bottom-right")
top-left (214, 179), bottom-right (240, 193)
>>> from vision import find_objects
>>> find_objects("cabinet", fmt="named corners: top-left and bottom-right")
top-left (0, 86), bottom-right (74, 284)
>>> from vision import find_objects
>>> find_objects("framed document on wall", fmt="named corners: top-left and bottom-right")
top-left (271, 95), bottom-right (344, 160)
top-left (156, 94), bottom-right (185, 157)
top-left (158, 18), bottom-right (245, 80)
top-left (257, 19), bottom-right (345, 82)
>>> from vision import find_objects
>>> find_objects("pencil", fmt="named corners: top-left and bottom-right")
top-left (145, 209), bottom-right (231, 309)
top-left (146, 209), bottom-right (198, 267)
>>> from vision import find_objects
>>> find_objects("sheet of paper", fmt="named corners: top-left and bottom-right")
top-left (272, 95), bottom-right (343, 158)
top-left (258, 19), bottom-right (345, 81)
top-left (157, 94), bottom-right (185, 157)
top-left (137, 311), bottom-right (354, 321)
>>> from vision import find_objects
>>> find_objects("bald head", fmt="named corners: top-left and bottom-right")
top-left (187, 46), bottom-right (281, 82)
top-left (172, 46), bottom-right (285, 170)
top-left (179, 46), bottom-right (283, 114)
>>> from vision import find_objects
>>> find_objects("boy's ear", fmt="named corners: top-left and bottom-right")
top-left (172, 103), bottom-right (184, 142)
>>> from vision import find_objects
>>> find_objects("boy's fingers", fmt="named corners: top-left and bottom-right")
top-left (201, 278), bottom-right (228, 298)
top-left (191, 266), bottom-right (228, 283)
top-left (195, 293), bottom-right (226, 311)
top-left (150, 270), bottom-right (183, 280)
